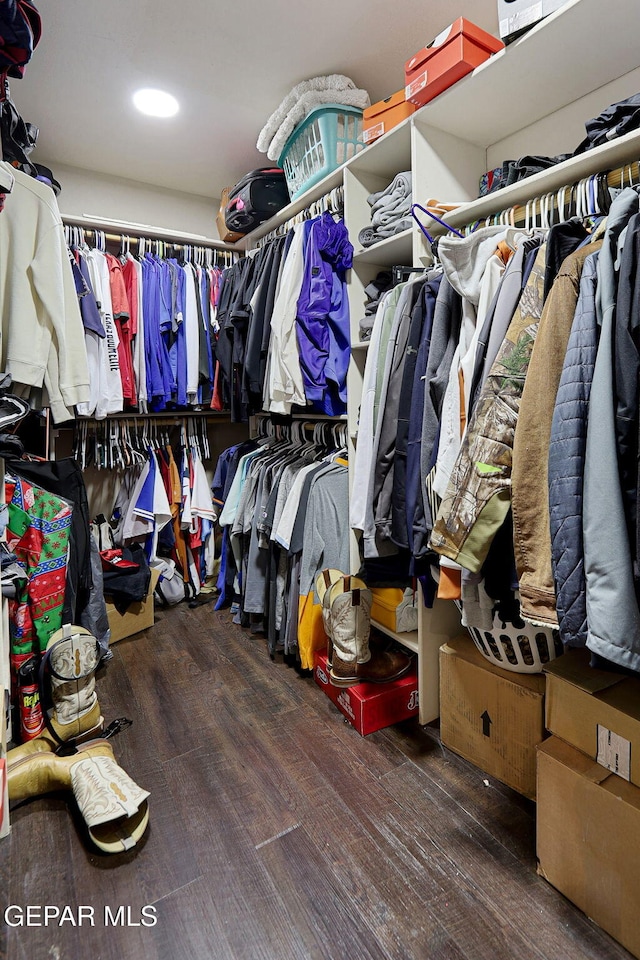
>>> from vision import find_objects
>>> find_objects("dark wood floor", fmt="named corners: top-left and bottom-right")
top-left (0, 602), bottom-right (633, 960)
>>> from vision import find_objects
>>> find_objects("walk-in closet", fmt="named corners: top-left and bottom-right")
top-left (1, 1), bottom-right (640, 958)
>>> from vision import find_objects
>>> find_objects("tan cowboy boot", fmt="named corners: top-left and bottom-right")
top-left (329, 582), bottom-right (413, 687)
top-left (9, 625), bottom-right (104, 766)
top-left (8, 738), bottom-right (149, 854)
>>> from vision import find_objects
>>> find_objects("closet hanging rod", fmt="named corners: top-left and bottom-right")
top-left (61, 214), bottom-right (239, 252)
top-left (253, 412), bottom-right (348, 423)
top-left (74, 412), bottom-right (232, 422)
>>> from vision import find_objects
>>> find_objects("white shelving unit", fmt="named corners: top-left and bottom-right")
top-left (244, 0), bottom-right (640, 724)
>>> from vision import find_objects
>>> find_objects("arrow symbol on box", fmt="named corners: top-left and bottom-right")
top-left (481, 710), bottom-right (492, 738)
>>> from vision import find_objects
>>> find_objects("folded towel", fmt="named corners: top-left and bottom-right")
top-left (368, 171), bottom-right (412, 208)
top-left (358, 226), bottom-right (380, 248)
top-left (374, 217), bottom-right (414, 238)
top-left (371, 195), bottom-right (412, 228)
top-left (358, 218), bottom-right (413, 248)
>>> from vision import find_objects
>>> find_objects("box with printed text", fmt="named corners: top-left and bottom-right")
top-left (313, 651), bottom-right (419, 736)
top-left (405, 18), bottom-right (504, 110)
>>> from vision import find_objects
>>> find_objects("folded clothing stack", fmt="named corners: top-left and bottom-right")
top-left (358, 171), bottom-right (413, 248)
top-left (359, 270), bottom-right (393, 342)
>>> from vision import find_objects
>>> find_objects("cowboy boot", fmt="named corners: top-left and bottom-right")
top-left (8, 739), bottom-right (149, 854)
top-left (315, 568), bottom-right (345, 667)
top-left (329, 585), bottom-right (413, 687)
top-left (9, 625), bottom-right (104, 766)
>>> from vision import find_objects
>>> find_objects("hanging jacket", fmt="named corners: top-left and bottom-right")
top-left (614, 213), bottom-right (640, 562)
top-left (392, 272), bottom-right (442, 551)
top-left (419, 279), bottom-right (462, 537)
top-left (583, 188), bottom-right (640, 671)
top-left (296, 212), bottom-right (353, 416)
top-left (512, 240), bottom-right (601, 627)
top-left (429, 243), bottom-right (547, 572)
top-left (371, 276), bottom-right (426, 550)
top-left (431, 227), bottom-right (507, 500)
top-left (548, 251), bottom-right (600, 647)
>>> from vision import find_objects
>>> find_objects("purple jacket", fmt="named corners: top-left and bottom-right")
top-left (296, 212), bottom-right (353, 416)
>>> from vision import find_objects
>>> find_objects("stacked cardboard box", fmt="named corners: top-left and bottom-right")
top-left (538, 649), bottom-right (640, 959)
top-left (439, 634), bottom-right (547, 799)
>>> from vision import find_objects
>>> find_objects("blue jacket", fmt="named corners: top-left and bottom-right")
top-left (548, 251), bottom-right (599, 647)
top-left (296, 212), bottom-right (352, 416)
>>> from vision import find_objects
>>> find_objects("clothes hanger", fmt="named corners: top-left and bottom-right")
top-left (411, 203), bottom-right (464, 258)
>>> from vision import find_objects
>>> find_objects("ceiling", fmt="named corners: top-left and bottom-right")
top-left (14, 0), bottom-right (499, 200)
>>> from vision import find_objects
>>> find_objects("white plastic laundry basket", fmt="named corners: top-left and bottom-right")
top-left (456, 601), bottom-right (563, 674)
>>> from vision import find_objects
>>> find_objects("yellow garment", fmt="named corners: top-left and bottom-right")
top-left (297, 591), bottom-right (327, 670)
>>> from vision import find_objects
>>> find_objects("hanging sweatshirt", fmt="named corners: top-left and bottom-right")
top-left (0, 163), bottom-right (89, 420)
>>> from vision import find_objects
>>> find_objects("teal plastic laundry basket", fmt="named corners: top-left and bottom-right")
top-left (278, 104), bottom-right (364, 200)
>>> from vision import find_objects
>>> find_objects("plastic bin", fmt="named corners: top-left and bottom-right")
top-left (278, 104), bottom-right (364, 200)
top-left (455, 600), bottom-right (563, 673)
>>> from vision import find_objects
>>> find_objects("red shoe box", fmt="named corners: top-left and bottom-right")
top-left (405, 18), bottom-right (504, 109)
top-left (313, 651), bottom-right (419, 736)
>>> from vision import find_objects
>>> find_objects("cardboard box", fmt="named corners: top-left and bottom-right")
top-left (537, 736), bottom-right (640, 959)
top-left (106, 568), bottom-right (160, 645)
top-left (544, 647), bottom-right (640, 787)
top-left (216, 187), bottom-right (244, 244)
top-left (498, 0), bottom-right (568, 44)
top-left (405, 18), bottom-right (504, 109)
top-left (313, 651), bottom-right (419, 736)
top-left (363, 91), bottom-right (415, 145)
top-left (440, 634), bottom-right (546, 799)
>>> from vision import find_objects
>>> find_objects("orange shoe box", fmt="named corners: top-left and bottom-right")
top-left (313, 650), bottom-right (418, 736)
top-left (405, 18), bottom-right (504, 109)
top-left (363, 91), bottom-right (416, 145)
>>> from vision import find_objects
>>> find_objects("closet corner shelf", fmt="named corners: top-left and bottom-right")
top-left (350, 341), bottom-right (370, 351)
top-left (371, 619), bottom-right (419, 656)
top-left (417, 0), bottom-right (640, 148)
top-left (347, 119), bottom-right (413, 179)
top-left (421, 127), bottom-right (640, 236)
top-left (352, 228), bottom-right (413, 267)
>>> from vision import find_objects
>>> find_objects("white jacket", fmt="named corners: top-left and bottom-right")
top-left (0, 163), bottom-right (89, 420)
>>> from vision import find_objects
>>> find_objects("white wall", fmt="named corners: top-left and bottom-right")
top-left (40, 160), bottom-right (221, 239)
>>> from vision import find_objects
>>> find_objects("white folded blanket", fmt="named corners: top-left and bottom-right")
top-left (257, 75), bottom-right (370, 162)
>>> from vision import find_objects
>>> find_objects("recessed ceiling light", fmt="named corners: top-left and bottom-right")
top-left (132, 88), bottom-right (179, 118)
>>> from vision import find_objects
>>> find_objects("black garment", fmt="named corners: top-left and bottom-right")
top-left (575, 93), bottom-right (640, 154)
top-left (215, 257), bottom-right (256, 421)
top-left (407, 274), bottom-right (443, 562)
top-left (503, 153), bottom-right (571, 188)
top-left (543, 218), bottom-right (590, 301)
top-left (7, 457), bottom-right (92, 622)
top-left (242, 237), bottom-right (288, 415)
top-left (102, 544), bottom-right (151, 613)
top-left (391, 274), bottom-right (440, 550)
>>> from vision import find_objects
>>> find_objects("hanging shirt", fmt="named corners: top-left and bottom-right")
top-left (183, 263), bottom-right (201, 403)
top-left (266, 223), bottom-right (308, 415)
top-left (79, 249), bottom-right (123, 418)
top-left (105, 252), bottom-right (135, 404)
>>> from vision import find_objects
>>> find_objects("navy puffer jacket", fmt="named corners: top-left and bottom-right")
top-left (548, 251), bottom-right (600, 647)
